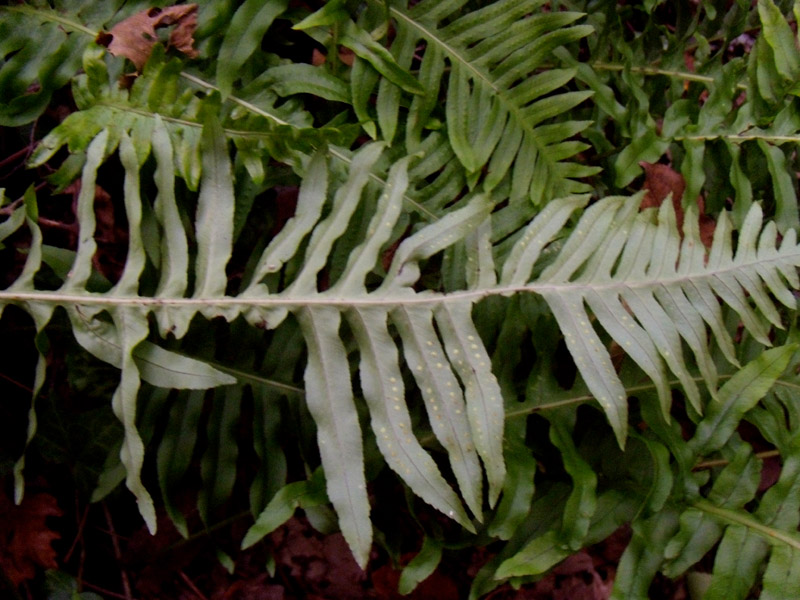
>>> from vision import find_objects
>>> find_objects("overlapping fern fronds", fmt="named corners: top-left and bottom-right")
top-left (5, 112), bottom-right (800, 567)
top-left (477, 343), bottom-right (800, 599)
top-left (568, 0), bottom-right (800, 231)
top-left (279, 0), bottom-right (602, 242)
top-left (4, 0), bottom-right (800, 596)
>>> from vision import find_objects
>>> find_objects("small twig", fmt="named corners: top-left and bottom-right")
top-left (179, 571), bottom-right (209, 600)
top-left (0, 198), bottom-right (24, 216)
top-left (693, 449), bottom-right (781, 471)
top-left (37, 216), bottom-right (77, 231)
top-left (0, 371), bottom-right (33, 393)
top-left (0, 181), bottom-right (48, 216)
top-left (163, 510), bottom-right (250, 554)
top-left (81, 581), bottom-right (130, 600)
top-left (64, 500), bottom-right (90, 563)
top-left (102, 501), bottom-right (134, 600)
top-left (0, 146), bottom-right (32, 171)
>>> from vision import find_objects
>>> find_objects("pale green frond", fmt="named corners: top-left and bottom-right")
top-left (348, 306), bottom-right (475, 529)
top-left (391, 305), bottom-right (484, 518)
top-left (434, 301), bottom-right (506, 504)
top-left (113, 134), bottom-right (146, 297)
top-left (332, 155), bottom-right (414, 293)
top-left (194, 114), bottom-right (235, 299)
top-left (151, 115), bottom-right (190, 334)
top-left (60, 130), bottom-right (108, 293)
top-left (8, 0), bottom-right (800, 586)
top-left (109, 306), bottom-right (156, 533)
top-left (383, 193), bottom-right (492, 289)
top-left (522, 196), bottom-right (800, 442)
top-left (285, 143), bottom-right (386, 296)
top-left (67, 308), bottom-right (235, 389)
top-left (500, 195), bottom-right (589, 286)
top-left (296, 306), bottom-right (372, 567)
top-left (244, 150), bottom-right (330, 294)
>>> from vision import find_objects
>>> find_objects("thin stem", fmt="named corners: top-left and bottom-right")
top-left (693, 449), bottom-right (781, 470)
top-left (0, 146), bottom-right (33, 171)
top-left (592, 61), bottom-right (749, 90)
top-left (64, 501), bottom-right (90, 563)
top-left (102, 501), bottom-right (134, 600)
top-left (504, 396), bottom-right (591, 419)
top-left (81, 581), bottom-right (130, 600)
top-left (178, 571), bottom-right (209, 600)
top-left (163, 511), bottom-right (251, 555)
top-left (693, 498), bottom-right (800, 550)
top-left (0, 371), bottom-right (33, 394)
top-left (677, 133), bottom-right (800, 143)
top-left (207, 361), bottom-right (305, 396)
top-left (7, 5), bottom-right (97, 36)
top-left (3, 239), bottom-right (796, 308)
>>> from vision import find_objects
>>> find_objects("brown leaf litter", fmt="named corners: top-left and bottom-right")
top-left (639, 161), bottom-right (716, 249)
top-left (0, 488), bottom-right (63, 586)
top-left (99, 4), bottom-right (199, 71)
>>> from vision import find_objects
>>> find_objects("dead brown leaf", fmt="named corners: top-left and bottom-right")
top-left (639, 161), bottom-right (686, 226)
top-left (0, 488), bottom-right (62, 586)
top-left (310, 47), bottom-right (355, 67)
top-left (103, 4), bottom-right (199, 71)
top-left (639, 161), bottom-right (715, 249)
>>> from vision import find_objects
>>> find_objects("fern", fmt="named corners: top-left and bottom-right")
top-left (566, 0), bottom-right (800, 232)
top-left (3, 0), bottom-right (800, 596)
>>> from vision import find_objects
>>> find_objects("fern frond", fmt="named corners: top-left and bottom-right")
top-left (6, 118), bottom-right (800, 565)
top-left (619, 347), bottom-right (800, 598)
top-left (482, 345), bottom-right (800, 598)
top-left (570, 0), bottom-right (800, 231)
top-left (29, 45), bottom-right (357, 191)
top-left (297, 0), bottom-right (598, 207)
top-left (524, 195), bottom-right (799, 442)
top-left (0, 1), bottom-right (111, 126)
top-left (7, 0), bottom-right (800, 583)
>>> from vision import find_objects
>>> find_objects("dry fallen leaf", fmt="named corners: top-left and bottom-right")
top-left (639, 161), bottom-right (715, 249)
top-left (311, 47), bottom-right (355, 67)
top-left (639, 161), bottom-right (686, 228)
top-left (0, 489), bottom-right (62, 586)
top-left (103, 4), bottom-right (199, 71)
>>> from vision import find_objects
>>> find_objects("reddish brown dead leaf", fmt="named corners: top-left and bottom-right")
top-left (310, 47), bottom-right (355, 67)
top-left (311, 48), bottom-right (327, 66)
top-left (639, 161), bottom-right (686, 225)
top-left (339, 47), bottom-right (355, 66)
top-left (104, 4), bottom-right (199, 71)
top-left (697, 197), bottom-right (717, 250)
top-left (0, 488), bottom-right (62, 586)
top-left (382, 225), bottom-right (413, 272)
top-left (639, 161), bottom-right (715, 249)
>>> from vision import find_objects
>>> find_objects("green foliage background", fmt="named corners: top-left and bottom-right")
top-left (3, 0), bottom-right (800, 597)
